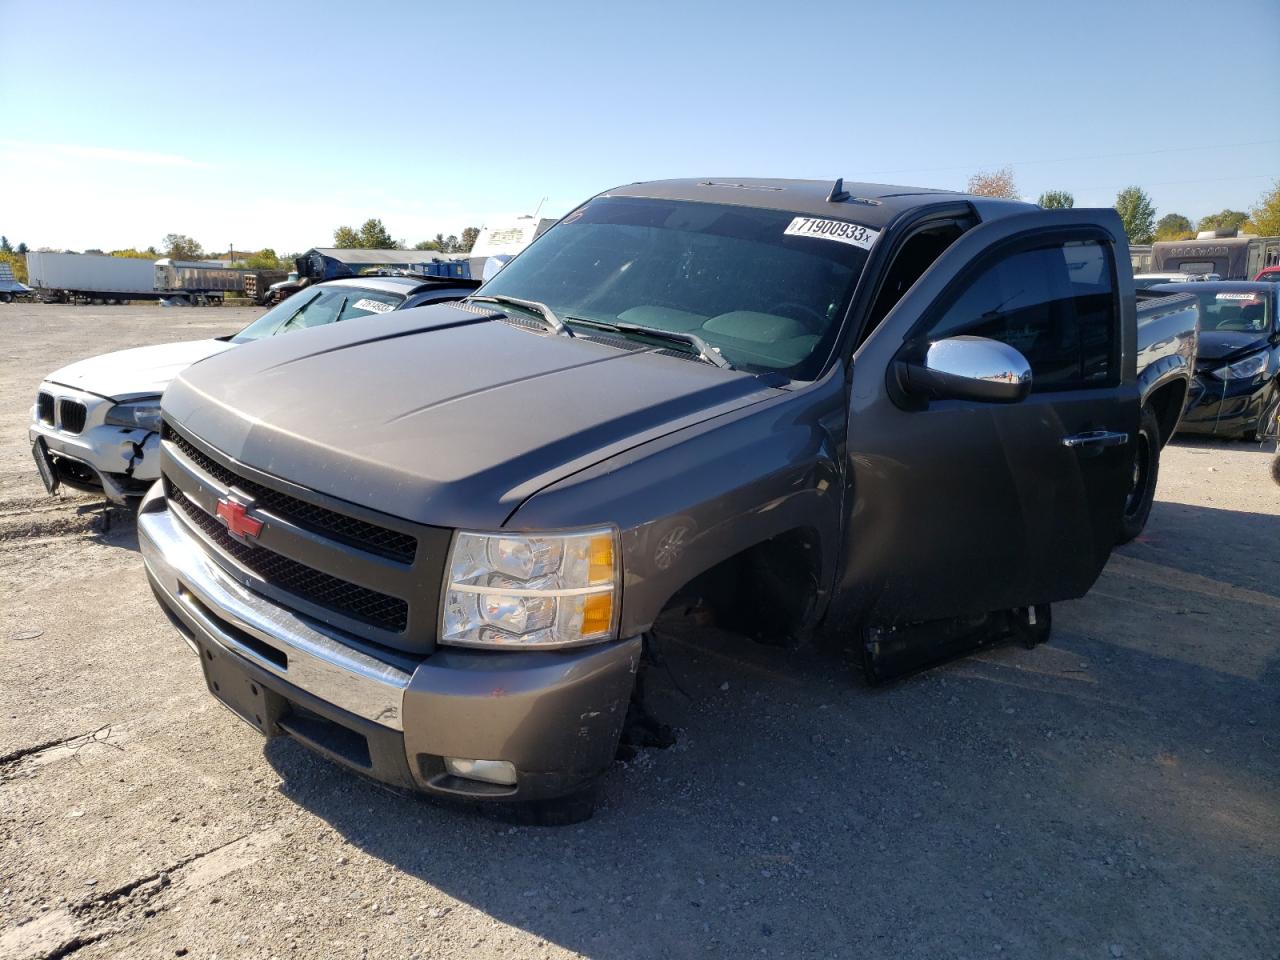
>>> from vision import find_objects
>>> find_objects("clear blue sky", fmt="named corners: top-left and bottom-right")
top-left (2, 0), bottom-right (1277, 253)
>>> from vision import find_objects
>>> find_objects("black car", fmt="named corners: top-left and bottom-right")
top-left (1153, 281), bottom-right (1280, 439)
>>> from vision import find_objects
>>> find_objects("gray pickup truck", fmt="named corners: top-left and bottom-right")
top-left (139, 178), bottom-right (1196, 822)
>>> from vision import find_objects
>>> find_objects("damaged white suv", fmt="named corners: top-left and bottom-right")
top-left (29, 275), bottom-right (476, 502)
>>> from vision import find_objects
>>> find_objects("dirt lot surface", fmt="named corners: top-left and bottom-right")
top-left (1, 302), bottom-right (1277, 960)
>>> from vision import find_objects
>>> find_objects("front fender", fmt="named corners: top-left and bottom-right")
top-left (507, 376), bottom-right (847, 636)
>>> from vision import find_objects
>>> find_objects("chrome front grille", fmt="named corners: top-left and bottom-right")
top-left (159, 421), bottom-right (450, 653)
top-left (168, 487), bottom-right (409, 632)
top-left (166, 428), bottom-right (417, 563)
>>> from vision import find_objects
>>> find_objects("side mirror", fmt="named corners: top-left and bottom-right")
top-left (898, 335), bottom-right (1032, 403)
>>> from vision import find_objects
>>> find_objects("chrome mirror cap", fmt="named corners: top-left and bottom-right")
top-left (904, 336), bottom-right (1033, 403)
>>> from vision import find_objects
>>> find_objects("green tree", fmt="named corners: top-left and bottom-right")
top-left (244, 248), bottom-right (283, 269)
top-left (1114, 186), bottom-right (1156, 245)
top-left (460, 226), bottom-right (480, 253)
top-left (332, 219), bottom-right (400, 249)
top-left (0, 236), bottom-right (11, 253)
top-left (111, 249), bottom-right (159, 260)
top-left (163, 233), bottom-right (205, 260)
top-left (967, 166), bottom-right (1019, 199)
top-left (1037, 190), bottom-right (1074, 209)
top-left (1246, 180), bottom-right (1280, 236)
top-left (333, 225), bottom-right (360, 248)
top-left (357, 218), bottom-right (397, 249)
top-left (1155, 213), bottom-right (1194, 241)
top-left (1196, 209), bottom-right (1248, 234)
top-left (16, 242), bottom-right (28, 255)
top-left (413, 239), bottom-right (442, 251)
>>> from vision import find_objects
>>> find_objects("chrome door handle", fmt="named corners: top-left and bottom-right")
top-left (1062, 430), bottom-right (1129, 449)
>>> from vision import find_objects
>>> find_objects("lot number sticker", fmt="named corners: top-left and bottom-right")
top-left (784, 217), bottom-right (879, 250)
top-left (352, 298), bottom-right (394, 313)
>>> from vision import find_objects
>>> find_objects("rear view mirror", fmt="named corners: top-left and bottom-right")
top-left (898, 336), bottom-right (1032, 403)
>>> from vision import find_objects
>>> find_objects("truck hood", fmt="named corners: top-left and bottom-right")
top-left (1196, 330), bottom-right (1271, 363)
top-left (162, 304), bottom-right (781, 529)
top-left (45, 338), bottom-right (235, 401)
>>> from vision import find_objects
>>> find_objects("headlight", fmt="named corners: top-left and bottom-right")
top-left (104, 399), bottom-right (163, 431)
top-left (441, 527), bottom-right (619, 649)
top-left (1213, 351), bottom-right (1268, 380)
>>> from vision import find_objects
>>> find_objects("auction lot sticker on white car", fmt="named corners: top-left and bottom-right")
top-left (352, 298), bottom-right (394, 313)
top-left (784, 217), bottom-right (879, 250)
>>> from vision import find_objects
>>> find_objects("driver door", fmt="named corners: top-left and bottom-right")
top-left (838, 208), bottom-right (1139, 625)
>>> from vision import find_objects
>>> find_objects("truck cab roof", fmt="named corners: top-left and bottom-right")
top-left (318, 275), bottom-right (479, 295)
top-left (601, 178), bottom-right (1036, 227)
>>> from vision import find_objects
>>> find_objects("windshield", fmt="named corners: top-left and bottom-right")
top-left (232, 286), bottom-right (403, 343)
top-left (477, 196), bottom-right (872, 377)
top-left (1192, 290), bottom-right (1274, 333)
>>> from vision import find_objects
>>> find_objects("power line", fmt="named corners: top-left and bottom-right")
top-left (854, 139), bottom-right (1280, 178)
top-left (1087, 172), bottom-right (1275, 189)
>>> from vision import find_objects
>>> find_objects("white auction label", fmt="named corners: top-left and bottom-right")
top-left (783, 216), bottom-right (879, 250)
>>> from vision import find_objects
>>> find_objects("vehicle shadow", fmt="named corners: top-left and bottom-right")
top-left (1123, 442), bottom-right (1280, 599)
top-left (80, 500), bottom-right (140, 551)
top-left (260, 502), bottom-right (1279, 959)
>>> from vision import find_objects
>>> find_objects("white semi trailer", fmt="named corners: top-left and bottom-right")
top-left (26, 252), bottom-right (160, 303)
top-left (25, 252), bottom-right (258, 305)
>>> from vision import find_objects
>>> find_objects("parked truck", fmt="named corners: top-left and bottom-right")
top-left (243, 270), bottom-right (289, 306)
top-left (1152, 231), bottom-right (1280, 280)
top-left (26, 251), bottom-right (160, 303)
top-left (153, 259), bottom-right (260, 305)
top-left (139, 177), bottom-right (1197, 823)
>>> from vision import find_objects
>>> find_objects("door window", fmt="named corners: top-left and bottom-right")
top-left (927, 239), bottom-right (1118, 390)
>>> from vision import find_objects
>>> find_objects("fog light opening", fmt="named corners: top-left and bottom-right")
top-left (443, 757), bottom-right (517, 786)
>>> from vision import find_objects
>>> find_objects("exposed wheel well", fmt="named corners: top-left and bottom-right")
top-left (1145, 379), bottom-right (1188, 448)
top-left (662, 528), bottom-right (823, 645)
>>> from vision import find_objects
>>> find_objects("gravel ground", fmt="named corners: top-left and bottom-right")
top-left (1, 302), bottom-right (1277, 960)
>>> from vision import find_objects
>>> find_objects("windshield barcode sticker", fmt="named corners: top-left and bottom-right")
top-left (784, 217), bottom-right (879, 250)
top-left (352, 298), bottom-right (394, 313)
top-left (1215, 293), bottom-right (1260, 301)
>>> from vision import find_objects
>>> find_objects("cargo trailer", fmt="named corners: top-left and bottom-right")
top-left (26, 252), bottom-right (161, 303)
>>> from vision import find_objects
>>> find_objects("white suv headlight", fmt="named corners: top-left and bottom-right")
top-left (104, 398), bottom-right (163, 431)
top-left (441, 527), bottom-right (619, 649)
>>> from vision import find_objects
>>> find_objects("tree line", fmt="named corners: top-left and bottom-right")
top-left (965, 167), bottom-right (1280, 246)
top-left (330, 217), bottom-right (480, 254)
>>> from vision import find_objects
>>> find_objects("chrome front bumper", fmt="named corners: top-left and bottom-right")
top-left (138, 487), bottom-right (413, 730)
top-left (139, 483), bottom-right (642, 802)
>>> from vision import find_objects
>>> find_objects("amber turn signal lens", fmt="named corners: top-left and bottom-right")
top-left (588, 535), bottom-right (615, 585)
top-left (581, 592), bottom-right (614, 636)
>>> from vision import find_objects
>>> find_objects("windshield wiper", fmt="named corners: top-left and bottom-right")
top-left (567, 316), bottom-right (731, 369)
top-left (468, 295), bottom-right (572, 337)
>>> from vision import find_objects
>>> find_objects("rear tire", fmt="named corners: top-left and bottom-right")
top-left (1117, 404), bottom-right (1160, 544)
top-left (0, 292), bottom-right (12, 304)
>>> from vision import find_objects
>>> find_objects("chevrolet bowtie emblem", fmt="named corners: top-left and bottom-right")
top-left (215, 498), bottom-right (263, 540)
